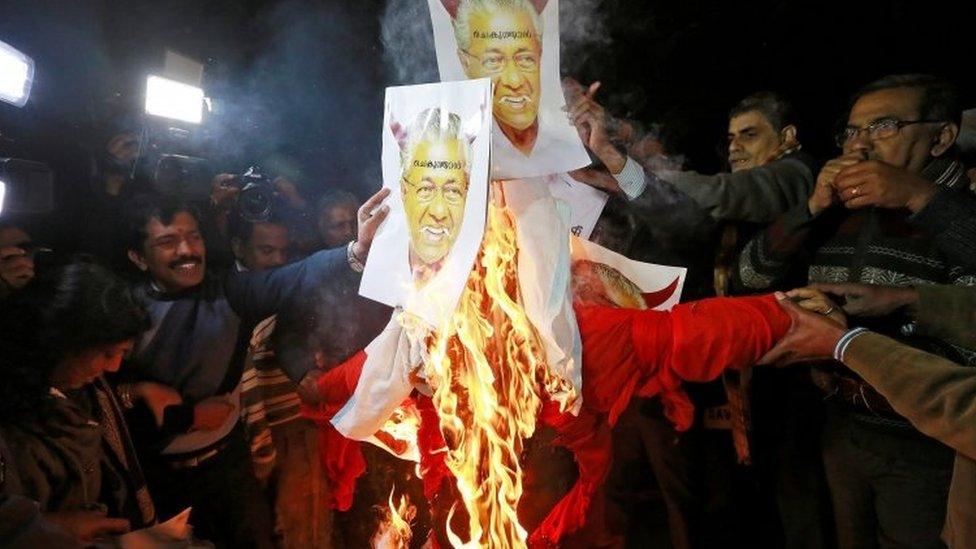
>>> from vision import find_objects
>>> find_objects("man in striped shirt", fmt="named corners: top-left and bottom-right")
top-left (231, 212), bottom-right (332, 549)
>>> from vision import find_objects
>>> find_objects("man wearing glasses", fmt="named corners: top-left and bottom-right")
top-left (453, 0), bottom-right (542, 157)
top-left (395, 108), bottom-right (472, 287)
top-left (735, 74), bottom-right (976, 548)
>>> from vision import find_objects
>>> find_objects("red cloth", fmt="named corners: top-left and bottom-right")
top-left (307, 294), bottom-right (791, 544)
top-left (301, 351), bottom-right (368, 512)
top-left (529, 294), bottom-right (791, 546)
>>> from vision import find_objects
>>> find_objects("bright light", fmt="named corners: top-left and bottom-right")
top-left (0, 40), bottom-right (34, 108)
top-left (0, 180), bottom-right (6, 215)
top-left (145, 75), bottom-right (203, 124)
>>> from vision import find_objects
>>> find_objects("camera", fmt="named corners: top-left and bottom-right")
top-left (230, 166), bottom-right (276, 223)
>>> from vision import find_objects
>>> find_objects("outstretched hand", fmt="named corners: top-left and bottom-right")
top-left (812, 282), bottom-right (918, 317)
top-left (352, 187), bottom-right (391, 262)
top-left (758, 292), bottom-right (847, 367)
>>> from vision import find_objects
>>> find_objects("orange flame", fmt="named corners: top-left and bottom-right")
top-left (372, 487), bottom-right (417, 549)
top-left (373, 401), bottom-right (423, 462)
top-left (421, 185), bottom-right (574, 548)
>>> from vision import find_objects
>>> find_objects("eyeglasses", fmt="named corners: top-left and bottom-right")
top-left (834, 118), bottom-right (942, 148)
top-left (402, 178), bottom-right (467, 205)
top-left (460, 49), bottom-right (539, 75)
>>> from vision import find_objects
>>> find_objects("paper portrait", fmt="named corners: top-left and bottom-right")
top-left (570, 236), bottom-right (686, 311)
top-left (360, 78), bottom-right (493, 327)
top-left (427, 0), bottom-right (590, 179)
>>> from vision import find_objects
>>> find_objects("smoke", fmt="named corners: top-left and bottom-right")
top-left (201, 1), bottom-right (385, 196)
top-left (380, 0), bottom-right (439, 86)
top-left (559, 0), bottom-right (612, 77)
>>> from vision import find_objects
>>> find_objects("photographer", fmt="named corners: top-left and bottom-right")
top-left (117, 187), bottom-right (388, 548)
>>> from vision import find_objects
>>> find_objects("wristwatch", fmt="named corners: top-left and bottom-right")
top-left (346, 241), bottom-right (365, 273)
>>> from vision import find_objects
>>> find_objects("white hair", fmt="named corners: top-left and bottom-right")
top-left (399, 107), bottom-right (469, 174)
top-left (453, 0), bottom-right (544, 52)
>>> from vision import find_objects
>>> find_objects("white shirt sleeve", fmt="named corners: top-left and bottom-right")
top-left (613, 156), bottom-right (648, 199)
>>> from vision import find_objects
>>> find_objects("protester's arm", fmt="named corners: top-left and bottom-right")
top-left (224, 246), bottom-right (351, 322)
top-left (729, 203), bottom-right (824, 292)
top-left (631, 158), bottom-right (814, 224)
top-left (909, 186), bottom-right (976, 271)
top-left (761, 295), bottom-right (976, 460)
top-left (842, 332), bottom-right (976, 460)
top-left (915, 284), bottom-right (976, 349)
top-left (811, 282), bottom-right (976, 350)
top-left (225, 187), bottom-right (390, 322)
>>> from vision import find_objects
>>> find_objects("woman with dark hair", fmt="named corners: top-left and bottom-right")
top-left (0, 259), bottom-right (180, 545)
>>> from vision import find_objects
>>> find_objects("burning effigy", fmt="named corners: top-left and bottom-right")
top-left (302, 1), bottom-right (794, 547)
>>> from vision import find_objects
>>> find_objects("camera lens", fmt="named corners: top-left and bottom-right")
top-left (238, 183), bottom-right (273, 222)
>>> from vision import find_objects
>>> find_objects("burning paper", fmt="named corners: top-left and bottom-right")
top-left (426, 0), bottom-right (590, 179)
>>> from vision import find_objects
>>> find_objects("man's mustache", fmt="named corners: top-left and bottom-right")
top-left (169, 256), bottom-right (203, 268)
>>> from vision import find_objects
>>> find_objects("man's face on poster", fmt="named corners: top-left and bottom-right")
top-left (401, 138), bottom-right (470, 269)
top-left (460, 6), bottom-right (542, 137)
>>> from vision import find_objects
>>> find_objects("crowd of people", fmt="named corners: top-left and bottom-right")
top-left (1, 70), bottom-right (975, 549)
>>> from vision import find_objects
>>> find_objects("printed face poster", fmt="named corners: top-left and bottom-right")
top-left (427, 0), bottom-right (590, 179)
top-left (570, 236), bottom-right (686, 311)
top-left (360, 78), bottom-right (492, 327)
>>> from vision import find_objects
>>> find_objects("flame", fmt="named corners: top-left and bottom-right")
top-left (372, 487), bottom-right (417, 549)
top-left (373, 401), bottom-right (423, 462)
top-left (420, 184), bottom-right (574, 548)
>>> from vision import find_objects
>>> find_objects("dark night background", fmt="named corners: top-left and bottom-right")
top-left (1, 0), bottom-right (974, 242)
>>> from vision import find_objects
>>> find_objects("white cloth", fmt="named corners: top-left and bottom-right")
top-left (331, 316), bottom-right (422, 440)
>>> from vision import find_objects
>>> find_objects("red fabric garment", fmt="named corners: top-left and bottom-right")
top-left (530, 294), bottom-right (791, 546)
top-left (415, 395), bottom-right (451, 502)
top-left (301, 351), bottom-right (368, 511)
top-left (306, 294), bottom-right (791, 544)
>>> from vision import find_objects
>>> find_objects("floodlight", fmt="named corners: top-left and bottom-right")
top-left (0, 39), bottom-right (34, 108)
top-left (145, 74), bottom-right (204, 124)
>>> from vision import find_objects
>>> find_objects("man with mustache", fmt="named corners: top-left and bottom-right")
top-left (117, 190), bottom-right (388, 548)
top-left (395, 107), bottom-right (472, 286)
top-left (453, 0), bottom-right (542, 157)
top-left (735, 74), bottom-right (976, 548)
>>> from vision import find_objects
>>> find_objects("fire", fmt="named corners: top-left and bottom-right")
top-left (372, 487), bottom-right (418, 549)
top-left (420, 184), bottom-right (574, 548)
top-left (374, 400), bottom-right (423, 462)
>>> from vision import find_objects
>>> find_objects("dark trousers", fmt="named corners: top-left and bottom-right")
top-left (822, 406), bottom-right (953, 549)
top-left (145, 427), bottom-right (273, 549)
top-left (640, 392), bottom-right (745, 549)
top-left (751, 368), bottom-right (836, 549)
